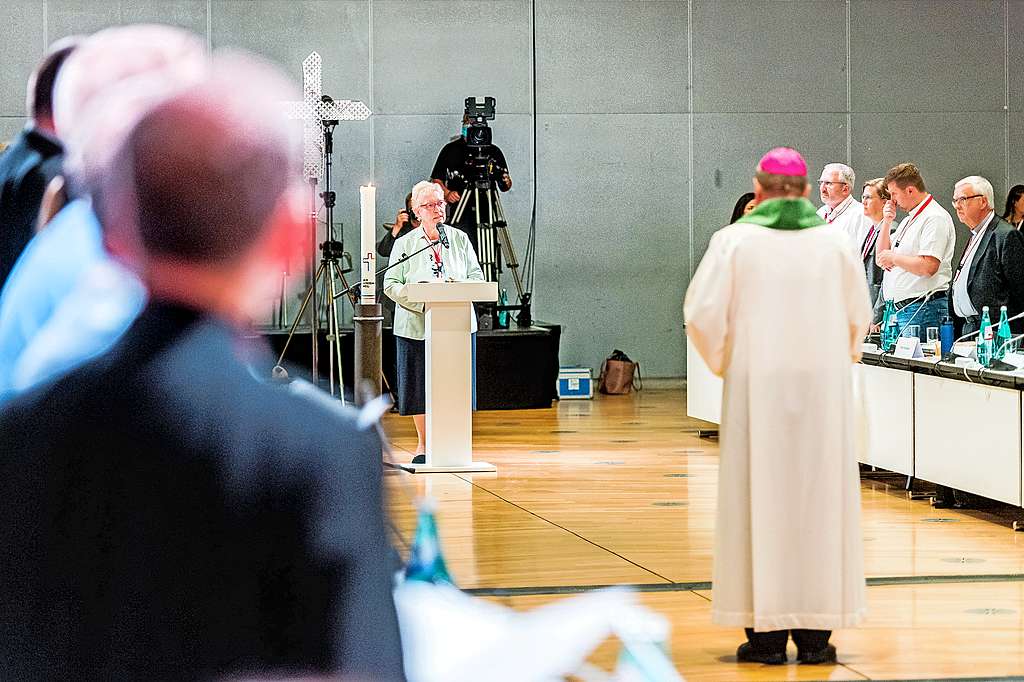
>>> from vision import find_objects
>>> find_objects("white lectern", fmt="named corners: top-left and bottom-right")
top-left (400, 280), bottom-right (498, 474)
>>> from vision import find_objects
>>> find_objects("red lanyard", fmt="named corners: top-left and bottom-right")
top-left (954, 217), bottom-right (991, 280)
top-left (826, 198), bottom-right (851, 224)
top-left (861, 224), bottom-right (877, 261)
top-left (892, 194), bottom-right (934, 247)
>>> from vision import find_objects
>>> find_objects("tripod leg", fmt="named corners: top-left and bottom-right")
top-left (276, 261), bottom-right (326, 368)
top-left (328, 262), bottom-right (346, 406)
top-left (492, 191), bottom-right (525, 299)
top-left (451, 190), bottom-right (470, 225)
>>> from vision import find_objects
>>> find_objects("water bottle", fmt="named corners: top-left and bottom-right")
top-left (497, 288), bottom-right (509, 329)
top-left (940, 317), bottom-right (954, 355)
top-left (996, 305), bottom-right (1012, 359)
top-left (404, 499), bottom-right (453, 585)
top-left (883, 303), bottom-right (899, 352)
top-left (977, 306), bottom-right (993, 367)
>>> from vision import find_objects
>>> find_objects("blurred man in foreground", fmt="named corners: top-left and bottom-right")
top-left (0, 50), bottom-right (404, 680)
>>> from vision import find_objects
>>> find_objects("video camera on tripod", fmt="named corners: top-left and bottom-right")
top-left (461, 96), bottom-right (509, 189)
top-left (449, 96), bottom-right (531, 327)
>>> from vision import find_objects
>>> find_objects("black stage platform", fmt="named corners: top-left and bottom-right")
top-left (259, 324), bottom-right (561, 410)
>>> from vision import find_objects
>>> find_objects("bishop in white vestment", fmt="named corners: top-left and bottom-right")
top-left (684, 147), bottom-right (872, 665)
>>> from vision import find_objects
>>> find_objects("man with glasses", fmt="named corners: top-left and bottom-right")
top-left (875, 163), bottom-right (955, 340)
top-left (816, 163), bottom-right (871, 255)
top-left (933, 175), bottom-right (1024, 510)
top-left (949, 175), bottom-right (1024, 336)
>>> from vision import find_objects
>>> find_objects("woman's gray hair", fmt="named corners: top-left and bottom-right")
top-left (410, 180), bottom-right (443, 218)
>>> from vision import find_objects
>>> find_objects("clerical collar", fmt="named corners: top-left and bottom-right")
top-left (736, 198), bottom-right (825, 231)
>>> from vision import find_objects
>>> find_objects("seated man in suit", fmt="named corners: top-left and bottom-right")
top-left (0, 51), bottom-right (405, 680)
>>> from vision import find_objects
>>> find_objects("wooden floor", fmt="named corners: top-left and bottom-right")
top-left (382, 387), bottom-right (1024, 681)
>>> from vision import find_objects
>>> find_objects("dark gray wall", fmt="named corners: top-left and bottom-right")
top-left (2, 0), bottom-right (1021, 377)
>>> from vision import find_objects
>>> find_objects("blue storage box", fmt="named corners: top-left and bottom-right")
top-left (557, 366), bottom-right (593, 399)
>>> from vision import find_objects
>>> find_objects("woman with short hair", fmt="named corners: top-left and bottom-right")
top-left (384, 180), bottom-right (484, 462)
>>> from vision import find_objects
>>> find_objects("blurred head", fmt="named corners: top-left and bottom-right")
top-left (53, 24), bottom-right (208, 197)
top-left (753, 147), bottom-right (810, 201)
top-left (818, 163), bottom-right (854, 209)
top-left (411, 181), bottom-right (445, 226)
top-left (1002, 184), bottom-right (1024, 221)
top-left (102, 51), bottom-right (304, 322)
top-left (25, 36), bottom-right (81, 132)
top-left (884, 163), bottom-right (927, 211)
top-left (952, 176), bottom-right (994, 229)
top-left (729, 192), bottom-right (755, 223)
top-left (860, 178), bottom-right (890, 221)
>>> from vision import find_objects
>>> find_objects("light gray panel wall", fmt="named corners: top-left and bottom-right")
top-left (1011, 0), bottom-right (1024, 113)
top-left (691, 113), bottom-right (847, 267)
top-left (535, 114), bottom-right (688, 377)
top-left (121, 0), bottom-right (208, 35)
top-left (1010, 113), bottom-right (1024, 193)
top-left (372, 0), bottom-right (531, 115)
top-left (850, 0), bottom-right (1004, 112)
top-left (1, 1), bottom-right (45, 117)
top-left (46, 0), bottom-right (121, 40)
top-left (692, 0), bottom-right (845, 113)
top-left (536, 0), bottom-right (687, 114)
top-left (852, 112), bottom-right (1006, 260)
top-left (211, 0), bottom-right (369, 101)
top-left (0, 118), bottom-right (27, 148)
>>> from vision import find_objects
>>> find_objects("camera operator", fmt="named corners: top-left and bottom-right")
top-left (376, 192), bottom-right (419, 326)
top-left (430, 112), bottom-right (512, 251)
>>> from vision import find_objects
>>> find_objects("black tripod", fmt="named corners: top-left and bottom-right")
top-left (451, 178), bottom-right (531, 326)
top-left (273, 120), bottom-right (357, 401)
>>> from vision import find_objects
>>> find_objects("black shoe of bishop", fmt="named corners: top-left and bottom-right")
top-left (797, 644), bottom-right (837, 665)
top-left (736, 642), bottom-right (786, 665)
top-left (411, 454), bottom-right (426, 465)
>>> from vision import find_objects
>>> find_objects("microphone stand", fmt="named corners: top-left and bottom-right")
top-left (879, 289), bottom-right (942, 355)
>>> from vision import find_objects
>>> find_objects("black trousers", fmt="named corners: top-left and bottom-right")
top-left (745, 628), bottom-right (830, 654)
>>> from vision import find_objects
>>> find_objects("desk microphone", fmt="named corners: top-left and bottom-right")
top-left (437, 225), bottom-right (450, 249)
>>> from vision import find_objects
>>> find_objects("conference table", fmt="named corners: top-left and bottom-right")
top-left (685, 338), bottom-right (1024, 515)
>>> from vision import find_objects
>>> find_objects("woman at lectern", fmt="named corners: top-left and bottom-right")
top-left (384, 180), bottom-right (484, 463)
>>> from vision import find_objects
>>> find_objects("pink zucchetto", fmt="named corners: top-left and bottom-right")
top-left (757, 147), bottom-right (807, 177)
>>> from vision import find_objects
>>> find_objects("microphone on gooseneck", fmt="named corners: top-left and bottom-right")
top-left (881, 290), bottom-right (936, 353)
top-left (437, 225), bottom-right (450, 249)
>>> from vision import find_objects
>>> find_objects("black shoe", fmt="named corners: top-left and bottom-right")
top-left (797, 644), bottom-right (836, 664)
top-left (411, 454), bottom-right (426, 465)
top-left (931, 498), bottom-right (956, 509)
top-left (736, 642), bottom-right (786, 665)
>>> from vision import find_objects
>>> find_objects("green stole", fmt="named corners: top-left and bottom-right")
top-left (735, 197), bottom-right (824, 231)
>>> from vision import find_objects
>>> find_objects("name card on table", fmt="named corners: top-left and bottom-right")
top-left (894, 336), bottom-right (923, 359)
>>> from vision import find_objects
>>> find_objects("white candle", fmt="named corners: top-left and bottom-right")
top-left (359, 184), bottom-right (376, 304)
